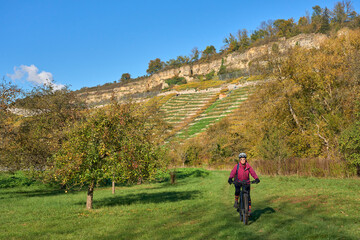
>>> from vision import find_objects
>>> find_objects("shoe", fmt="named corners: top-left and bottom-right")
top-left (234, 201), bottom-right (238, 208)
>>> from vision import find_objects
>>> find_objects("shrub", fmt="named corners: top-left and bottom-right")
top-left (218, 59), bottom-right (227, 75)
top-left (0, 171), bottom-right (37, 188)
top-left (205, 70), bottom-right (215, 80)
top-left (340, 121), bottom-right (360, 176)
top-left (165, 77), bottom-right (187, 87)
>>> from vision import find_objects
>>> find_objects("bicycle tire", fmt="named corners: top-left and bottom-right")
top-left (243, 193), bottom-right (249, 225)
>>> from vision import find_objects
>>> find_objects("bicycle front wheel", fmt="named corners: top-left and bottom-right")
top-left (243, 194), bottom-right (249, 225)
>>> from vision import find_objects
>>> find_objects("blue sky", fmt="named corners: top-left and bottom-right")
top-left (1, 0), bottom-right (359, 91)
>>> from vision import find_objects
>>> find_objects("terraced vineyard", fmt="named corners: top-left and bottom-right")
top-left (177, 86), bottom-right (255, 137)
top-left (158, 84), bottom-right (256, 138)
top-left (160, 91), bottom-right (218, 126)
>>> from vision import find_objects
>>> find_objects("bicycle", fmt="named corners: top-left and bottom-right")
top-left (233, 180), bottom-right (256, 225)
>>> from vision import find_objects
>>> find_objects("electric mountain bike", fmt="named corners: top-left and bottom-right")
top-left (233, 180), bottom-right (256, 225)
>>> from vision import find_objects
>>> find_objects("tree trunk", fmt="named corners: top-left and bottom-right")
top-left (277, 158), bottom-right (282, 175)
top-left (137, 176), bottom-right (142, 185)
top-left (316, 124), bottom-right (329, 159)
top-left (170, 171), bottom-right (176, 184)
top-left (112, 174), bottom-right (115, 195)
top-left (86, 181), bottom-right (95, 210)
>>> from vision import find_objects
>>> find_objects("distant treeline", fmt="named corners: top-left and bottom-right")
top-left (146, 1), bottom-right (360, 75)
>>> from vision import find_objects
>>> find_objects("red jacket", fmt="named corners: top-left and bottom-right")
top-left (229, 162), bottom-right (258, 182)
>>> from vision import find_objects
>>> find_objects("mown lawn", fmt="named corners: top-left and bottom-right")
top-left (1, 169), bottom-right (359, 240)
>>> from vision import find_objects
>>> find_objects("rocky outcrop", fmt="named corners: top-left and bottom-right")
top-left (79, 33), bottom-right (327, 105)
top-left (151, 33), bottom-right (327, 83)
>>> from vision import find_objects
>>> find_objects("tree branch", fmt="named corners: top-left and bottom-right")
top-left (288, 99), bottom-right (304, 133)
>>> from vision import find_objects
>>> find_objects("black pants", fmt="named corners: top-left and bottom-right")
top-left (235, 184), bottom-right (251, 206)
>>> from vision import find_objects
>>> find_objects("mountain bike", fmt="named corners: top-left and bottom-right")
top-left (233, 180), bottom-right (256, 225)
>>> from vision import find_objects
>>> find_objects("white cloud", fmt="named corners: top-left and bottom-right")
top-left (7, 65), bottom-right (65, 90)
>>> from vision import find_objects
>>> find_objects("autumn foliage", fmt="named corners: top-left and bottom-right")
top-left (48, 101), bottom-right (167, 209)
top-left (169, 29), bottom-right (360, 177)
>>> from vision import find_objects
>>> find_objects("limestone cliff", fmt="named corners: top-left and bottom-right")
top-left (78, 33), bottom-right (327, 105)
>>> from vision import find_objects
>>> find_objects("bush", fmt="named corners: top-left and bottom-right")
top-left (0, 171), bottom-right (37, 188)
top-left (340, 121), bottom-right (360, 176)
top-left (218, 58), bottom-right (227, 75)
top-left (165, 77), bottom-right (187, 87)
top-left (205, 70), bottom-right (215, 80)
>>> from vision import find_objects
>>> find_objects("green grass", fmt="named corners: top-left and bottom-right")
top-left (181, 117), bottom-right (222, 136)
top-left (1, 169), bottom-right (360, 239)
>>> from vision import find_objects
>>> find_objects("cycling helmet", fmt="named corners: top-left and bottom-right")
top-left (238, 152), bottom-right (247, 159)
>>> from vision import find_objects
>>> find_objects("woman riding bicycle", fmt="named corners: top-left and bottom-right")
top-left (228, 152), bottom-right (260, 215)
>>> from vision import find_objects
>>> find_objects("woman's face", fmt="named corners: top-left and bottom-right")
top-left (240, 158), bottom-right (246, 164)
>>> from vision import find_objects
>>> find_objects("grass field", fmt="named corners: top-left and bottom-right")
top-left (1, 169), bottom-right (360, 240)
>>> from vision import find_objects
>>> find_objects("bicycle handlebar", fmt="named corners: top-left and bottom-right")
top-left (232, 180), bottom-right (257, 185)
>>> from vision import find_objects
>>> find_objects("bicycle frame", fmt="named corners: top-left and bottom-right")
top-left (233, 180), bottom-right (254, 225)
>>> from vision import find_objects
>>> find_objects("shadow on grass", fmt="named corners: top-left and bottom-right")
top-left (187, 202), bottom-right (356, 240)
top-left (156, 169), bottom-right (210, 184)
top-left (249, 207), bottom-right (276, 223)
top-left (0, 188), bottom-right (64, 200)
top-left (92, 190), bottom-right (201, 208)
top-left (177, 169), bottom-right (209, 179)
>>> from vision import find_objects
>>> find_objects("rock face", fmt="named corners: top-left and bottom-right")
top-left (79, 33), bottom-right (327, 105)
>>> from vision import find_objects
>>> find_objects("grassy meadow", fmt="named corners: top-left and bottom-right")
top-left (1, 169), bottom-right (360, 240)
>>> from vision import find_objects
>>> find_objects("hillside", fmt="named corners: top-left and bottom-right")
top-left (70, 32), bottom-right (328, 139)
top-left (165, 28), bottom-right (360, 177)
top-left (4, 28), bottom-right (360, 177)
top-left (74, 33), bottom-right (327, 106)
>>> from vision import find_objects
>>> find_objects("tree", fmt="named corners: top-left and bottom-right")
top-left (0, 78), bottom-right (22, 171)
top-left (257, 128), bottom-right (290, 175)
top-left (176, 55), bottom-right (189, 65)
top-left (0, 84), bottom-right (86, 171)
top-left (298, 16), bottom-right (310, 27)
top-left (237, 29), bottom-right (250, 50)
top-left (320, 7), bottom-right (331, 33)
top-left (250, 29), bottom-right (269, 43)
top-left (331, 1), bottom-right (357, 29)
top-left (0, 77), bottom-right (21, 112)
top-left (120, 73), bottom-right (131, 83)
top-left (332, 1), bottom-right (347, 24)
top-left (190, 47), bottom-right (200, 62)
top-left (312, 5), bottom-right (323, 20)
top-left (49, 101), bottom-right (167, 209)
top-left (311, 5), bottom-right (323, 32)
top-left (259, 20), bottom-right (276, 37)
top-left (223, 33), bottom-right (238, 52)
top-left (201, 45), bottom-right (216, 58)
top-left (146, 58), bottom-right (164, 75)
top-left (273, 19), bottom-right (296, 38)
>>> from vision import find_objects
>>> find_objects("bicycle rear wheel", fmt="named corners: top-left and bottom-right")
top-left (243, 194), bottom-right (249, 225)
